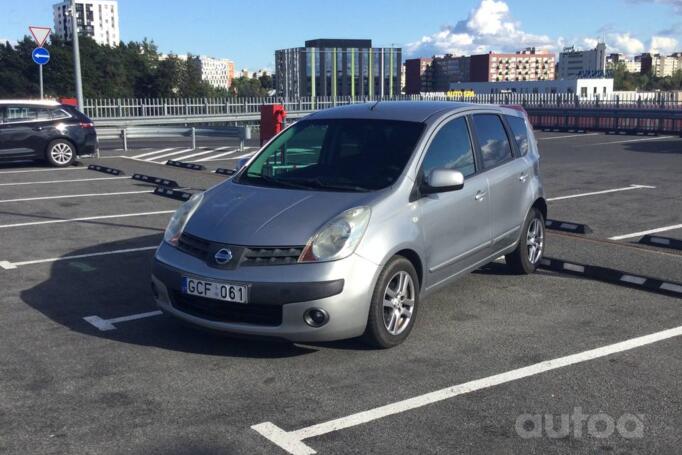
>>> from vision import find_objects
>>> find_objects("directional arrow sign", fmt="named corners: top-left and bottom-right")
top-left (29, 26), bottom-right (51, 47)
top-left (32, 47), bottom-right (50, 65)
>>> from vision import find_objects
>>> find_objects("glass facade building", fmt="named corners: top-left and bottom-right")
top-left (275, 39), bottom-right (402, 98)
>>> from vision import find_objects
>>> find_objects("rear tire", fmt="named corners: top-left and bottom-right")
top-left (505, 207), bottom-right (545, 274)
top-left (46, 139), bottom-right (76, 167)
top-left (363, 256), bottom-right (420, 348)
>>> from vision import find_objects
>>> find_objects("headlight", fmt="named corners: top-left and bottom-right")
top-left (164, 193), bottom-right (204, 246)
top-left (299, 207), bottom-right (371, 263)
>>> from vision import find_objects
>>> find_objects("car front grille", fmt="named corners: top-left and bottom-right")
top-left (171, 292), bottom-right (282, 326)
top-left (177, 233), bottom-right (304, 267)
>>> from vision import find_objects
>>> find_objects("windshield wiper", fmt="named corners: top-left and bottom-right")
top-left (286, 177), bottom-right (370, 192)
top-left (251, 173), bottom-right (312, 190)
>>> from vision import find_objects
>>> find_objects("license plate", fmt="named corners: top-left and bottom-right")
top-left (182, 277), bottom-right (248, 303)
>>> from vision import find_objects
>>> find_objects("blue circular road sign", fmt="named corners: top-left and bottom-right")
top-left (32, 47), bottom-right (50, 65)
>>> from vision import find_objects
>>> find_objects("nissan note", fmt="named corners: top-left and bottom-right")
top-left (152, 101), bottom-right (546, 348)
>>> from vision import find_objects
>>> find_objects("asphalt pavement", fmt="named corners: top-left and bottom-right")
top-left (0, 130), bottom-right (680, 454)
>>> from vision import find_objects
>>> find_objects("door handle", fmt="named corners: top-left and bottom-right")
top-left (519, 172), bottom-right (528, 183)
top-left (475, 191), bottom-right (487, 201)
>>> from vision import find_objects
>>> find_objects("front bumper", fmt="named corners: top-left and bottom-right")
top-left (152, 242), bottom-right (381, 342)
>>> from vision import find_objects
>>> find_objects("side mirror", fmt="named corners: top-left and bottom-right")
top-left (421, 169), bottom-right (464, 194)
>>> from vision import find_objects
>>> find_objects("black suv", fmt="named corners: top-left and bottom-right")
top-left (0, 100), bottom-right (98, 167)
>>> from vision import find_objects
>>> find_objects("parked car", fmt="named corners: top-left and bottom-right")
top-left (152, 101), bottom-right (546, 348)
top-left (0, 100), bottom-right (97, 167)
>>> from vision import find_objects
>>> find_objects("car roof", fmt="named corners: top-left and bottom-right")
top-left (0, 99), bottom-right (61, 107)
top-left (305, 101), bottom-right (518, 123)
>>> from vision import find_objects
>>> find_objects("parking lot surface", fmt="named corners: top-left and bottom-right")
top-left (0, 131), bottom-right (680, 454)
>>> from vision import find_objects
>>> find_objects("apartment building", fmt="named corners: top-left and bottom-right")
top-left (53, 0), bottom-right (119, 47)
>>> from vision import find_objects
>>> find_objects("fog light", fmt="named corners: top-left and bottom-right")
top-left (304, 308), bottom-right (329, 327)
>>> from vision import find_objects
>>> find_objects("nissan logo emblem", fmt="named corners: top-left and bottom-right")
top-left (214, 248), bottom-right (233, 264)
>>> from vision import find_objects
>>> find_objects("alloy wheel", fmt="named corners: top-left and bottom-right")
top-left (382, 271), bottom-right (415, 336)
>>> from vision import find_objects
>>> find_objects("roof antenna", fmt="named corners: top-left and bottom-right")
top-left (370, 100), bottom-right (380, 110)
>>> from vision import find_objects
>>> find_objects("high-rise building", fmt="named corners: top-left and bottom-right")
top-left (275, 39), bottom-right (402, 98)
top-left (53, 0), bottom-right (119, 47)
top-left (640, 53), bottom-right (681, 77)
top-left (470, 48), bottom-right (556, 82)
top-left (405, 55), bottom-right (470, 94)
top-left (431, 55), bottom-right (470, 88)
top-left (558, 43), bottom-right (607, 79)
top-left (607, 53), bottom-right (642, 73)
top-left (160, 54), bottom-right (235, 91)
top-left (404, 58), bottom-right (433, 94)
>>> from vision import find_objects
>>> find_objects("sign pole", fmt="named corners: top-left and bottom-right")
top-left (71, 0), bottom-right (84, 109)
top-left (28, 26), bottom-right (51, 100)
top-left (39, 64), bottom-right (44, 99)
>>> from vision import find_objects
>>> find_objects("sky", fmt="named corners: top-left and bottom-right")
top-left (1, 0), bottom-right (681, 70)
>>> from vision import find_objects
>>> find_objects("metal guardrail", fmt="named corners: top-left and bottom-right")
top-left (526, 107), bottom-right (682, 134)
top-left (97, 125), bottom-right (252, 151)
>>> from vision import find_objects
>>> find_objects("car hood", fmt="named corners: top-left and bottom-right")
top-left (184, 180), bottom-right (378, 246)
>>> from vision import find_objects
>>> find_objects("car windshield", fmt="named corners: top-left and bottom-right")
top-left (237, 118), bottom-right (425, 192)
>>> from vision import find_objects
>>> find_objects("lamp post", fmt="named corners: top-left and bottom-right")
top-left (70, 0), bottom-right (84, 109)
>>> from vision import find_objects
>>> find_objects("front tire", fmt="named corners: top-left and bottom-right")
top-left (505, 207), bottom-right (545, 274)
top-left (46, 139), bottom-right (76, 167)
top-left (363, 256), bottom-right (420, 348)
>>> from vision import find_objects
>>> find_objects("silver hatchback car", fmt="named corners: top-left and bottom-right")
top-left (152, 101), bottom-right (546, 348)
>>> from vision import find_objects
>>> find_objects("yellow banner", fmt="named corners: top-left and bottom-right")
top-left (447, 90), bottom-right (476, 98)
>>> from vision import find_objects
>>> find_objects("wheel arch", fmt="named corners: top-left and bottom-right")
top-left (532, 197), bottom-right (547, 221)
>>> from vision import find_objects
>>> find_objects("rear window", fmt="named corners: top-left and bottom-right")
top-left (506, 115), bottom-right (530, 156)
top-left (471, 114), bottom-right (513, 169)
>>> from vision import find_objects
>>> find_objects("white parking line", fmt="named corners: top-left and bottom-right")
top-left (192, 148), bottom-right (241, 162)
top-left (0, 246), bottom-right (158, 270)
top-left (197, 152), bottom-right (255, 163)
top-left (130, 147), bottom-right (177, 159)
top-left (0, 210), bottom-right (174, 229)
top-left (84, 310), bottom-right (163, 331)
top-left (537, 132), bottom-right (600, 141)
top-left (0, 176), bottom-right (129, 186)
top-left (145, 148), bottom-right (193, 161)
top-left (587, 136), bottom-right (673, 146)
top-left (0, 167), bottom-right (87, 174)
top-left (547, 184), bottom-right (656, 201)
top-left (0, 190), bottom-right (153, 204)
top-left (171, 148), bottom-right (225, 161)
top-left (252, 325), bottom-right (682, 455)
top-left (609, 223), bottom-right (682, 241)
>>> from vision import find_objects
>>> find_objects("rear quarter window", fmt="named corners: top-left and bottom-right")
top-left (506, 115), bottom-right (530, 156)
top-left (51, 109), bottom-right (72, 120)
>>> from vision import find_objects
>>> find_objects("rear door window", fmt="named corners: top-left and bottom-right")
top-left (471, 114), bottom-right (513, 169)
top-left (5, 106), bottom-right (52, 123)
top-left (506, 115), bottom-right (530, 156)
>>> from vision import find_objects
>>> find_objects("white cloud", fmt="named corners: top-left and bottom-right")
top-left (405, 0), bottom-right (680, 59)
top-left (650, 35), bottom-right (679, 53)
top-left (405, 0), bottom-right (554, 57)
top-left (608, 33), bottom-right (646, 54)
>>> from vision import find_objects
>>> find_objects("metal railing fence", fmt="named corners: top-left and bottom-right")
top-left (83, 92), bottom-right (682, 120)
